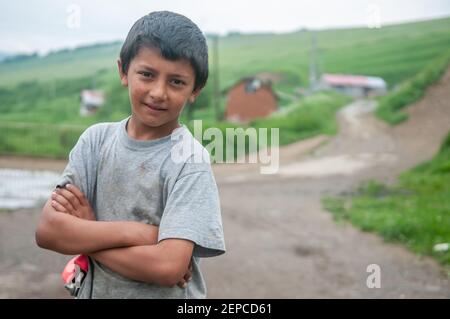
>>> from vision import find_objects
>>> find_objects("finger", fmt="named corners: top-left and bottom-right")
top-left (184, 270), bottom-right (192, 282)
top-left (57, 188), bottom-right (82, 209)
top-left (66, 184), bottom-right (89, 206)
top-left (184, 273), bottom-right (192, 283)
top-left (177, 279), bottom-right (187, 289)
top-left (51, 191), bottom-right (75, 213)
top-left (51, 200), bottom-right (68, 213)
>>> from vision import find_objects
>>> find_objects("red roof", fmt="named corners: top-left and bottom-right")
top-left (322, 74), bottom-right (369, 86)
top-left (321, 73), bottom-right (386, 89)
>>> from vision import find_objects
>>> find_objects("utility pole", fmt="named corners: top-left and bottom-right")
top-left (49, 79), bottom-right (56, 99)
top-left (212, 35), bottom-right (220, 121)
top-left (309, 31), bottom-right (319, 92)
top-left (92, 76), bottom-right (96, 90)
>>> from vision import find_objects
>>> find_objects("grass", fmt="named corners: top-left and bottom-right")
top-left (0, 17), bottom-right (449, 90)
top-left (0, 42), bottom-right (121, 87)
top-left (251, 91), bottom-right (352, 145)
top-left (376, 51), bottom-right (450, 124)
top-left (0, 16), bottom-right (449, 157)
top-left (0, 91), bottom-right (351, 159)
top-left (173, 91), bottom-right (350, 162)
top-left (323, 132), bottom-right (450, 267)
top-left (0, 121), bottom-right (85, 158)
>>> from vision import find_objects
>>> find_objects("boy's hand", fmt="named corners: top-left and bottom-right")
top-left (51, 184), bottom-right (96, 221)
top-left (177, 260), bottom-right (193, 289)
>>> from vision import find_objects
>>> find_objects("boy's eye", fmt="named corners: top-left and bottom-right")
top-left (170, 79), bottom-right (186, 86)
top-left (139, 71), bottom-right (153, 78)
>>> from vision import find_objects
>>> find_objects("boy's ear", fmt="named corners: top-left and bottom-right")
top-left (189, 87), bottom-right (203, 104)
top-left (117, 59), bottom-right (128, 87)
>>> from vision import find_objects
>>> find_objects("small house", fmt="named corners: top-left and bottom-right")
top-left (319, 74), bottom-right (387, 98)
top-left (80, 90), bottom-right (105, 116)
top-left (224, 77), bottom-right (278, 123)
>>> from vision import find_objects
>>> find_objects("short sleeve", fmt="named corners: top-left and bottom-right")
top-left (158, 169), bottom-right (226, 258)
top-left (57, 129), bottom-right (98, 205)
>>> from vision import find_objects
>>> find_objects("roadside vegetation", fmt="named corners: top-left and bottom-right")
top-left (324, 132), bottom-right (450, 268)
top-left (376, 52), bottom-right (450, 124)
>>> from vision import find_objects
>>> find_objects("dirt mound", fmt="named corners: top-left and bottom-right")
top-left (392, 66), bottom-right (450, 171)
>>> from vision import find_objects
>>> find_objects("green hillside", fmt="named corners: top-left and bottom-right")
top-left (217, 17), bottom-right (450, 92)
top-left (0, 16), bottom-right (449, 157)
top-left (0, 42), bottom-right (122, 87)
top-left (1, 17), bottom-right (449, 90)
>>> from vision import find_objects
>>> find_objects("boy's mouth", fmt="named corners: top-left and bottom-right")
top-left (143, 102), bottom-right (167, 112)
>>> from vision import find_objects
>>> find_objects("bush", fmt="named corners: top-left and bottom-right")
top-left (252, 91), bottom-right (352, 145)
top-left (182, 91), bottom-right (351, 162)
top-left (0, 122), bottom-right (85, 158)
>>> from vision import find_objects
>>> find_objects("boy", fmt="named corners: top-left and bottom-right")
top-left (35, 11), bottom-right (225, 299)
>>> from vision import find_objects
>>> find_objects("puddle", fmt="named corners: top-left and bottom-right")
top-left (0, 169), bottom-right (61, 210)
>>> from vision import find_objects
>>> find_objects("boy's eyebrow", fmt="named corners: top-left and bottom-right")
top-left (137, 64), bottom-right (191, 79)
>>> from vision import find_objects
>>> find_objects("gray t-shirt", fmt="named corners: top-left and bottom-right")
top-left (57, 116), bottom-right (226, 299)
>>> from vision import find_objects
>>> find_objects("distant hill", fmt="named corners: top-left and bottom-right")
top-left (0, 16), bottom-right (449, 89)
top-left (0, 16), bottom-right (449, 129)
top-left (0, 52), bottom-right (15, 62)
top-left (0, 52), bottom-right (39, 64)
top-left (0, 16), bottom-right (449, 158)
top-left (0, 42), bottom-right (122, 87)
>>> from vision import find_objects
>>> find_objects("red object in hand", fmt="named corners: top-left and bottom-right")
top-left (62, 254), bottom-right (89, 296)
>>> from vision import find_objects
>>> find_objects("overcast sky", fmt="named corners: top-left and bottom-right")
top-left (1, 0), bottom-right (449, 54)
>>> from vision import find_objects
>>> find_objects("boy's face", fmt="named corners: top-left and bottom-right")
top-left (118, 46), bottom-right (201, 133)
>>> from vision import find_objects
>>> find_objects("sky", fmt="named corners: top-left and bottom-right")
top-left (1, 0), bottom-right (449, 54)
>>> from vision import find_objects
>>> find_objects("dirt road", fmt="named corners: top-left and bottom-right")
top-left (203, 68), bottom-right (450, 298)
top-left (1, 68), bottom-right (450, 298)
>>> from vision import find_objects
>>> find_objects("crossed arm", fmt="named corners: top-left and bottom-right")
top-left (35, 184), bottom-right (194, 287)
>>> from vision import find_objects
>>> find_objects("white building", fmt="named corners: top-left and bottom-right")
top-left (80, 90), bottom-right (105, 116)
top-left (319, 73), bottom-right (387, 98)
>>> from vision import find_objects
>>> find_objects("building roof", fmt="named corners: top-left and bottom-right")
top-left (81, 90), bottom-right (105, 106)
top-left (321, 73), bottom-right (386, 89)
top-left (224, 76), bottom-right (279, 101)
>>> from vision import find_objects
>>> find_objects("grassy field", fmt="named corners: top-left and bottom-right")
top-left (0, 16), bottom-right (449, 157)
top-left (0, 121), bottom-right (85, 158)
top-left (0, 17), bottom-right (448, 119)
top-left (0, 91), bottom-right (350, 159)
top-left (188, 91), bottom-right (351, 161)
top-left (0, 42), bottom-right (122, 87)
top-left (1, 17), bottom-right (449, 90)
top-left (251, 92), bottom-right (351, 145)
top-left (323, 133), bottom-right (450, 268)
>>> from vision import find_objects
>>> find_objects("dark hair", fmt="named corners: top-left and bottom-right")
top-left (120, 11), bottom-right (208, 91)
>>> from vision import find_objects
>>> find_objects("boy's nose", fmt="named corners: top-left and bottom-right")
top-left (148, 79), bottom-right (168, 101)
